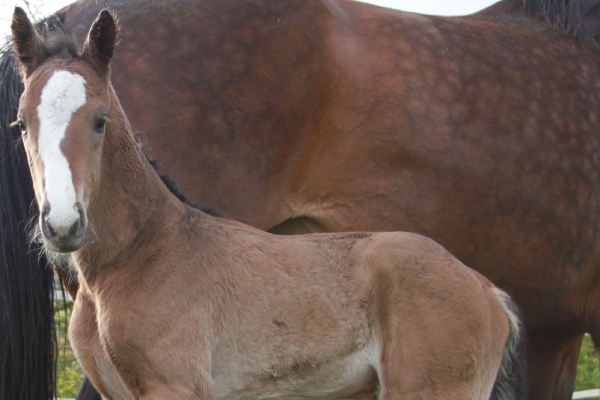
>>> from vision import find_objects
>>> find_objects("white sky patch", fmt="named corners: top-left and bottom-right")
top-left (37, 70), bottom-right (86, 232)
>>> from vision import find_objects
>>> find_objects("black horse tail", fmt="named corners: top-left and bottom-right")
top-left (521, 0), bottom-right (600, 40)
top-left (0, 37), bottom-right (57, 399)
top-left (490, 288), bottom-right (527, 400)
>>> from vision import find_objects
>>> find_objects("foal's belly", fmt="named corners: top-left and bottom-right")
top-left (212, 345), bottom-right (378, 400)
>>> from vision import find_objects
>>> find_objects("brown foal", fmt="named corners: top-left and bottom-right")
top-left (12, 8), bottom-right (524, 400)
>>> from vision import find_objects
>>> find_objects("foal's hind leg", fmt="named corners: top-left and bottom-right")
top-left (371, 236), bottom-right (505, 400)
top-left (375, 295), bottom-right (496, 400)
top-left (377, 339), bottom-right (483, 400)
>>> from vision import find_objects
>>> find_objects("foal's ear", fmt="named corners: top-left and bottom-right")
top-left (82, 10), bottom-right (119, 74)
top-left (11, 7), bottom-right (47, 78)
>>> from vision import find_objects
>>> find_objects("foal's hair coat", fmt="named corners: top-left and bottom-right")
top-left (12, 8), bottom-right (526, 400)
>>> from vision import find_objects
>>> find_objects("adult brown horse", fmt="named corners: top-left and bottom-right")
top-left (11, 10), bottom-right (525, 400)
top-left (1, 0), bottom-right (599, 399)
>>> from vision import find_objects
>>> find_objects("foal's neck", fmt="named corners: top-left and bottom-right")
top-left (73, 87), bottom-right (185, 283)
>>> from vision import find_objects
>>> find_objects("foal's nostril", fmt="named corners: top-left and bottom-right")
top-left (41, 205), bottom-right (56, 236)
top-left (75, 202), bottom-right (84, 219)
top-left (70, 202), bottom-right (87, 236)
top-left (68, 218), bottom-right (80, 236)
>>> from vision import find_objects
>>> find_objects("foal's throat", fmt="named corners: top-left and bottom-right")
top-left (75, 106), bottom-right (183, 278)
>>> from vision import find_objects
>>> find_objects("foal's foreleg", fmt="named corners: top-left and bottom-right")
top-left (69, 293), bottom-right (132, 400)
top-left (139, 376), bottom-right (215, 400)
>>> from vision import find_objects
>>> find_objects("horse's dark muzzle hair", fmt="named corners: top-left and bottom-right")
top-left (40, 202), bottom-right (87, 252)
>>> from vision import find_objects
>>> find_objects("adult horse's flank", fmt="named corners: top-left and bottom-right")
top-left (1, 0), bottom-right (600, 399)
top-left (12, 8), bottom-right (524, 400)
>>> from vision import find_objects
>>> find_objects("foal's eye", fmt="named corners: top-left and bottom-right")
top-left (17, 120), bottom-right (27, 136)
top-left (94, 118), bottom-right (106, 133)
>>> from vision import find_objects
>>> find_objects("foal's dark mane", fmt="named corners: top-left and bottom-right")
top-left (41, 35), bottom-right (79, 60)
top-left (520, 0), bottom-right (600, 39)
top-left (134, 133), bottom-right (222, 216)
top-left (34, 14), bottom-right (64, 37)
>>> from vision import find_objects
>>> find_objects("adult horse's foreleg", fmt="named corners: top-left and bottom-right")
top-left (525, 333), bottom-right (583, 400)
top-left (530, 270), bottom-right (600, 400)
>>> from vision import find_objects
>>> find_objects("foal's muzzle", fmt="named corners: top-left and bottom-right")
top-left (40, 202), bottom-right (87, 252)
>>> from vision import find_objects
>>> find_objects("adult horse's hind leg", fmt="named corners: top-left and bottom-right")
top-left (55, 266), bottom-right (79, 300)
top-left (75, 377), bottom-right (102, 400)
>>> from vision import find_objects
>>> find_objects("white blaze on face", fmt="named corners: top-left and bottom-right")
top-left (37, 70), bottom-right (86, 232)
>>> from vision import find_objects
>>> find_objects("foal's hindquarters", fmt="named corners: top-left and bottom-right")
top-left (69, 220), bottom-right (515, 400)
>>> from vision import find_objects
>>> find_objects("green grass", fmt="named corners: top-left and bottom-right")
top-left (55, 301), bottom-right (84, 398)
top-left (54, 302), bottom-right (600, 398)
top-left (576, 335), bottom-right (600, 394)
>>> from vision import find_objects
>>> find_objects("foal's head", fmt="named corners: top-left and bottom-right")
top-left (12, 8), bottom-right (118, 252)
